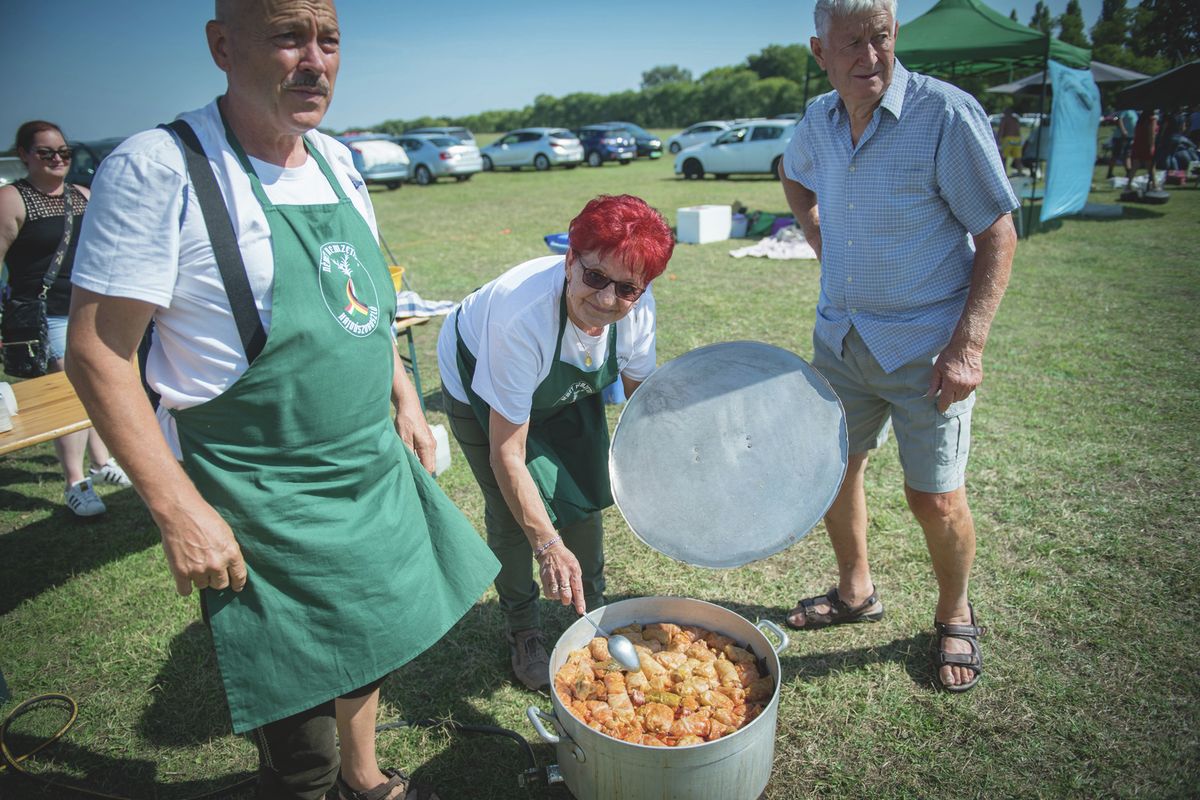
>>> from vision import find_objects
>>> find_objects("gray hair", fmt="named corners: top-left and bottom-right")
top-left (814, 0), bottom-right (897, 41)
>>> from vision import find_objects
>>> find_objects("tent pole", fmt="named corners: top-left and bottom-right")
top-left (1025, 37), bottom-right (1052, 239)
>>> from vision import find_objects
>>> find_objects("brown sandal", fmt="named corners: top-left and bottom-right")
top-left (932, 603), bottom-right (986, 693)
top-left (337, 767), bottom-right (441, 800)
top-left (785, 585), bottom-right (884, 630)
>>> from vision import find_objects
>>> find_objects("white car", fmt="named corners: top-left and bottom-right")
top-left (665, 120), bottom-right (733, 154)
top-left (480, 128), bottom-right (584, 171)
top-left (674, 120), bottom-right (798, 180)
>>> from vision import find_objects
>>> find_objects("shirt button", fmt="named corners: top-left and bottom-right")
top-left (847, 276), bottom-right (853, 283)
top-left (848, 203), bottom-right (854, 209)
top-left (849, 165), bottom-right (856, 172)
top-left (847, 240), bottom-right (853, 246)
top-left (850, 308), bottom-right (858, 313)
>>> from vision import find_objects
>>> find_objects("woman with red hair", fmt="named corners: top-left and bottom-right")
top-left (436, 194), bottom-right (674, 690)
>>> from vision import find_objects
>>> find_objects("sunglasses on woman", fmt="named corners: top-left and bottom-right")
top-left (577, 258), bottom-right (646, 301)
top-left (33, 147), bottom-right (73, 162)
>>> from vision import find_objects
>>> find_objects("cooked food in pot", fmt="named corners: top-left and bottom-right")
top-left (554, 622), bottom-right (773, 746)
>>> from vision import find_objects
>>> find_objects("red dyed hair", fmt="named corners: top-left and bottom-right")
top-left (567, 194), bottom-right (674, 284)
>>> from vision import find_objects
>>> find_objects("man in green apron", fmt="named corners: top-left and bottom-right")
top-left (435, 195), bottom-right (675, 691)
top-left (65, 2), bottom-right (498, 799)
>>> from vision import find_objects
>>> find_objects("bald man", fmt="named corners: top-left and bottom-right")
top-left (66, 2), bottom-right (497, 798)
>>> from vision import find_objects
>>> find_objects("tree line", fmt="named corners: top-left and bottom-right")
top-left (356, 0), bottom-right (1195, 135)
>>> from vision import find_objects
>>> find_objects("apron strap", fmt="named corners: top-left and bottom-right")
top-left (160, 119), bottom-right (267, 366)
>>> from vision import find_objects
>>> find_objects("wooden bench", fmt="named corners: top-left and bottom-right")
top-left (0, 372), bottom-right (91, 456)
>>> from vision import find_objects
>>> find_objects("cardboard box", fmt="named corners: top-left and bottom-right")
top-left (677, 205), bottom-right (732, 244)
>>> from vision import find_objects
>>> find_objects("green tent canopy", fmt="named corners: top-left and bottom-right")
top-left (895, 0), bottom-right (1091, 77)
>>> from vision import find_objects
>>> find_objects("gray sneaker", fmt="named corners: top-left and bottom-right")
top-left (507, 628), bottom-right (550, 691)
top-left (64, 478), bottom-right (106, 517)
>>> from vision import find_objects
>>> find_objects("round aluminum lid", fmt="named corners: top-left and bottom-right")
top-left (609, 341), bottom-right (847, 569)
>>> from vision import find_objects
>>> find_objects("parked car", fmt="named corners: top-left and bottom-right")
top-left (480, 128), bottom-right (583, 171)
top-left (403, 126), bottom-right (477, 147)
top-left (574, 125), bottom-right (636, 167)
top-left (336, 134), bottom-right (409, 189)
top-left (66, 137), bottom-right (126, 187)
top-left (665, 120), bottom-right (733, 154)
top-left (674, 119), bottom-right (797, 180)
top-left (393, 133), bottom-right (483, 185)
top-left (603, 121), bottom-right (663, 158)
top-left (0, 157), bottom-right (26, 187)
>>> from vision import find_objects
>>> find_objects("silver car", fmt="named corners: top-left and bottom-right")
top-left (481, 128), bottom-right (584, 171)
top-left (666, 120), bottom-right (733, 154)
top-left (404, 126), bottom-right (477, 147)
top-left (394, 134), bottom-right (483, 185)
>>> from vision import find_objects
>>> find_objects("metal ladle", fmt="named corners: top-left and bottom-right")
top-left (580, 614), bottom-right (642, 672)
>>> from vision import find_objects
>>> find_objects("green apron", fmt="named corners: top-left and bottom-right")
top-left (454, 288), bottom-right (620, 529)
top-left (172, 124), bottom-right (498, 734)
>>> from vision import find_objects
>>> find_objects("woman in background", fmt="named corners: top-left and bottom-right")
top-left (0, 120), bottom-right (129, 516)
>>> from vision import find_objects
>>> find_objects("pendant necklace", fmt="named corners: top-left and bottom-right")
top-left (570, 321), bottom-right (594, 367)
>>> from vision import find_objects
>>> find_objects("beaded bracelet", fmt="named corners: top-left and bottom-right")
top-left (533, 535), bottom-right (562, 559)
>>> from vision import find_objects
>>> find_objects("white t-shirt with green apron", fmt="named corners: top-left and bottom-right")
top-left (438, 258), bottom-right (657, 530)
top-left (73, 105), bottom-right (499, 733)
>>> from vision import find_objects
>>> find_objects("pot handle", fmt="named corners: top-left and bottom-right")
top-left (756, 619), bottom-right (790, 655)
top-left (526, 705), bottom-right (562, 744)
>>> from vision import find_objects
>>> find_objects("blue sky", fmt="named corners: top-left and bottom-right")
top-left (2, 0), bottom-right (1105, 142)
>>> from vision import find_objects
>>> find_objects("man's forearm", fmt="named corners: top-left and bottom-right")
top-left (780, 171), bottom-right (822, 261)
top-left (950, 214), bottom-right (1017, 353)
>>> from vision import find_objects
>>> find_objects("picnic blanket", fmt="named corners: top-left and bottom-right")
top-left (729, 225), bottom-right (818, 260)
top-left (396, 290), bottom-right (457, 318)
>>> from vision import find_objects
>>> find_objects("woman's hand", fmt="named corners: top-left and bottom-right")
top-left (537, 541), bottom-right (585, 615)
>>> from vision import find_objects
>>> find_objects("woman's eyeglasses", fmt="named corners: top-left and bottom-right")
top-left (577, 259), bottom-right (646, 301)
top-left (33, 147), bottom-right (73, 162)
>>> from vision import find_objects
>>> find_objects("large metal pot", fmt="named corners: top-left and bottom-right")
top-left (527, 597), bottom-right (789, 800)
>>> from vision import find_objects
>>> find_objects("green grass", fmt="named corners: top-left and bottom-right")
top-left (2, 159), bottom-right (1198, 799)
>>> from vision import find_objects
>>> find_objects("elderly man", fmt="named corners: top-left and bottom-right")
top-left (779, 0), bottom-right (1017, 693)
top-left (66, 1), bottom-right (498, 798)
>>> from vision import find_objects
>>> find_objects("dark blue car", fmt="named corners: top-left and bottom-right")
top-left (574, 125), bottom-right (636, 167)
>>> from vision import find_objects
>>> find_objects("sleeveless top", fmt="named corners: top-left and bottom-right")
top-left (6, 180), bottom-right (88, 316)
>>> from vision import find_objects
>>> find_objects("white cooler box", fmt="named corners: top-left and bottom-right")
top-left (677, 204), bottom-right (732, 244)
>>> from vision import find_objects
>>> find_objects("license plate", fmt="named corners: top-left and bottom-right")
top-left (620, 152), bottom-right (633, 159)
top-left (649, 151), bottom-right (662, 159)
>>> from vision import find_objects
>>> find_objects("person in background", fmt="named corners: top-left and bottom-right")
top-left (438, 194), bottom-right (673, 691)
top-left (65, 1), bottom-right (498, 798)
top-left (0, 120), bottom-right (130, 517)
top-left (1106, 108), bottom-right (1137, 180)
top-left (1129, 107), bottom-right (1159, 191)
top-left (779, 0), bottom-right (1018, 693)
top-left (997, 108), bottom-right (1023, 176)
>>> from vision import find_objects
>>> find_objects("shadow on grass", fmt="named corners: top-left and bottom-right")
top-left (0, 487), bottom-right (158, 615)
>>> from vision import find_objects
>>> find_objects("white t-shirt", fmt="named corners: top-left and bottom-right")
top-left (436, 256), bottom-right (656, 425)
top-left (71, 100), bottom-right (378, 455)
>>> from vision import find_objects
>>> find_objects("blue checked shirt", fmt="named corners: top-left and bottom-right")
top-left (784, 61), bottom-right (1018, 373)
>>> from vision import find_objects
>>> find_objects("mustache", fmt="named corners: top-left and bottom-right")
top-left (283, 73), bottom-right (331, 95)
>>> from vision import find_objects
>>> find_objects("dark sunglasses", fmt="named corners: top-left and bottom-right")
top-left (33, 147), bottom-right (73, 162)
top-left (577, 260), bottom-right (646, 301)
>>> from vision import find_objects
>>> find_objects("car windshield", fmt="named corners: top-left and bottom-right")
top-left (429, 137), bottom-right (457, 147)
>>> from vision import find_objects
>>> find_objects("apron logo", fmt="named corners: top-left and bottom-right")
top-left (556, 380), bottom-right (595, 405)
top-left (318, 242), bottom-right (381, 337)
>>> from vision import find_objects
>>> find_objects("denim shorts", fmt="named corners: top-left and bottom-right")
top-left (46, 315), bottom-right (69, 361)
top-left (813, 327), bottom-right (973, 493)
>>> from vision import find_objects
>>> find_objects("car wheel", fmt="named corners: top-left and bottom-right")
top-left (771, 155), bottom-right (783, 181)
top-left (669, 142), bottom-right (681, 154)
top-left (384, 181), bottom-right (401, 190)
top-left (481, 155), bottom-right (493, 171)
top-left (534, 154), bottom-right (551, 171)
top-left (682, 159), bottom-right (704, 180)
top-left (587, 151), bottom-right (603, 167)
top-left (414, 165), bottom-right (433, 186)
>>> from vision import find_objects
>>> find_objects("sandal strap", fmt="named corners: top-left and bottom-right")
top-left (339, 768), bottom-right (410, 800)
top-left (828, 586), bottom-right (880, 617)
top-left (935, 621), bottom-right (985, 638)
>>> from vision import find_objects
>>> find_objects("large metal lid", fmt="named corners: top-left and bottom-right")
top-left (609, 341), bottom-right (847, 569)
